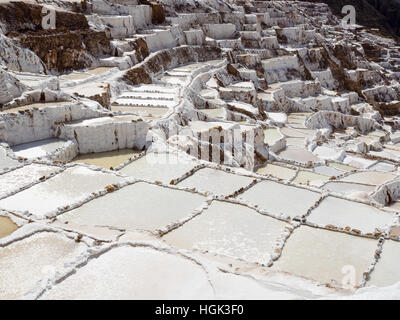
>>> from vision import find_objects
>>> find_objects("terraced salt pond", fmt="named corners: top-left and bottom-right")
top-left (40, 246), bottom-right (214, 300)
top-left (0, 164), bottom-right (61, 198)
top-left (0, 147), bottom-right (19, 170)
top-left (58, 182), bottom-right (205, 231)
top-left (0, 166), bottom-right (123, 218)
top-left (239, 180), bottom-right (320, 218)
top-left (307, 196), bottom-right (394, 233)
top-left (111, 106), bottom-right (168, 120)
top-left (277, 146), bottom-right (321, 164)
top-left (272, 226), bottom-right (378, 286)
top-left (293, 171), bottom-right (330, 187)
top-left (0, 102), bottom-right (74, 114)
top-left (340, 171), bottom-right (397, 185)
top-left (163, 201), bottom-right (289, 264)
top-left (11, 138), bottom-right (71, 159)
top-left (119, 153), bottom-right (197, 184)
top-left (176, 168), bottom-right (254, 196)
top-left (368, 240), bottom-right (400, 287)
top-left (73, 149), bottom-right (141, 169)
top-left (255, 163), bottom-right (297, 180)
top-left (0, 216), bottom-right (18, 239)
top-left (322, 181), bottom-right (376, 198)
top-left (0, 231), bottom-right (86, 299)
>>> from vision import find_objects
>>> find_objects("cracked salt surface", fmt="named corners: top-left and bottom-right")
top-left (163, 201), bottom-right (290, 264)
top-left (58, 182), bottom-right (205, 232)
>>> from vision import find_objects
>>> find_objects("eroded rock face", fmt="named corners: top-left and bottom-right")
top-left (0, 2), bottom-right (110, 72)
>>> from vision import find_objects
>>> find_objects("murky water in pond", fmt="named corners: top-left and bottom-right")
top-left (73, 149), bottom-right (141, 169)
top-left (0, 216), bottom-right (18, 239)
top-left (256, 163), bottom-right (297, 180)
top-left (87, 67), bottom-right (112, 75)
top-left (177, 168), bottom-right (254, 196)
top-left (239, 180), bottom-right (320, 218)
top-left (59, 182), bottom-right (205, 231)
top-left (293, 171), bottom-right (330, 187)
top-left (313, 165), bottom-right (345, 177)
top-left (272, 226), bottom-right (378, 287)
top-left (163, 201), bottom-right (289, 264)
top-left (61, 73), bottom-right (91, 80)
top-left (367, 240), bottom-right (400, 287)
top-left (308, 196), bottom-right (394, 233)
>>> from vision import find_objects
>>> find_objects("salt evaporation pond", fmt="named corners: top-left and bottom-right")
top-left (239, 180), bottom-right (320, 218)
top-left (163, 201), bottom-right (289, 264)
top-left (307, 196), bottom-right (394, 233)
top-left (0, 216), bottom-right (18, 239)
top-left (176, 167), bottom-right (254, 196)
top-left (255, 163), bottom-right (297, 180)
top-left (73, 149), bottom-right (141, 169)
top-left (272, 226), bottom-right (378, 287)
top-left (40, 246), bottom-right (214, 299)
top-left (0, 166), bottom-right (123, 218)
top-left (119, 153), bottom-right (196, 184)
top-left (58, 182), bottom-right (205, 231)
top-left (0, 232), bottom-right (86, 299)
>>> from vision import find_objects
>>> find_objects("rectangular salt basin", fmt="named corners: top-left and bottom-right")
top-left (119, 153), bottom-right (196, 184)
top-left (340, 171), bottom-right (396, 185)
top-left (0, 232), bottom-right (86, 299)
top-left (322, 182), bottom-right (376, 199)
top-left (239, 180), bottom-right (320, 218)
top-left (272, 226), bottom-right (378, 287)
top-left (118, 91), bottom-right (176, 100)
top-left (41, 246), bottom-right (214, 300)
top-left (0, 166), bottom-right (123, 218)
top-left (59, 182), bottom-right (205, 232)
top-left (264, 128), bottom-right (282, 145)
top-left (293, 171), bottom-right (330, 187)
top-left (367, 240), bottom-right (400, 287)
top-left (163, 201), bottom-right (289, 264)
top-left (176, 168), bottom-right (254, 196)
top-left (11, 138), bottom-right (70, 159)
top-left (255, 163), bottom-right (297, 181)
top-left (0, 164), bottom-right (60, 198)
top-left (307, 196), bottom-right (394, 233)
top-left (72, 149), bottom-right (141, 169)
top-left (277, 146), bottom-right (321, 164)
